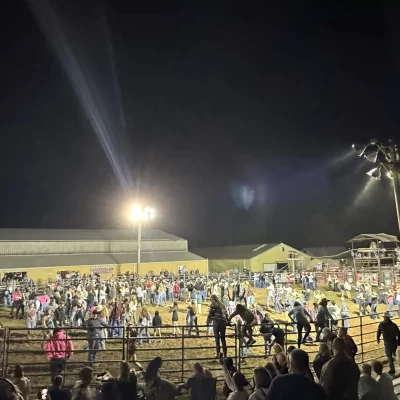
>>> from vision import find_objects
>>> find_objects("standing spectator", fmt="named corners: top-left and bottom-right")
top-left (169, 302), bottom-right (179, 336)
top-left (207, 295), bottom-right (229, 358)
top-left (12, 365), bottom-right (30, 400)
top-left (152, 310), bottom-right (162, 342)
top-left (187, 301), bottom-right (199, 337)
top-left (338, 327), bottom-right (357, 359)
top-left (358, 364), bottom-right (382, 400)
top-left (43, 329), bottom-right (74, 382)
top-left (109, 300), bottom-right (123, 338)
top-left (10, 288), bottom-right (24, 319)
top-left (72, 367), bottom-right (93, 400)
top-left (376, 311), bottom-right (400, 374)
top-left (371, 360), bottom-right (397, 400)
top-left (48, 376), bottom-right (72, 400)
top-left (312, 343), bottom-right (331, 381)
top-left (319, 337), bottom-right (360, 400)
top-left (85, 310), bottom-right (108, 365)
top-left (25, 303), bottom-right (37, 335)
top-left (266, 349), bottom-right (327, 400)
top-left (138, 307), bottom-right (152, 344)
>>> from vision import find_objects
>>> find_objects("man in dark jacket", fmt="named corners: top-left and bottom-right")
top-left (377, 311), bottom-right (400, 374)
top-left (85, 311), bottom-right (108, 364)
top-left (320, 337), bottom-right (360, 400)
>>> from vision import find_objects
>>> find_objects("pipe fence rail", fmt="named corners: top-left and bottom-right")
top-left (0, 312), bottom-right (396, 391)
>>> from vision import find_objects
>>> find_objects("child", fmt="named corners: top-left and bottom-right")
top-left (152, 310), bottom-right (162, 342)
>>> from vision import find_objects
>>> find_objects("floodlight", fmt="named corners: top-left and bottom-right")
top-left (366, 167), bottom-right (381, 180)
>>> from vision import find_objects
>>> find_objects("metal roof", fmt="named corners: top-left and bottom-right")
top-left (347, 233), bottom-right (399, 243)
top-left (0, 251), bottom-right (205, 270)
top-left (0, 229), bottom-right (183, 242)
top-left (302, 246), bottom-right (349, 258)
top-left (191, 244), bottom-right (279, 260)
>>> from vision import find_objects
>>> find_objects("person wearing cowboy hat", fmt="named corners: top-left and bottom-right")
top-left (377, 311), bottom-right (400, 374)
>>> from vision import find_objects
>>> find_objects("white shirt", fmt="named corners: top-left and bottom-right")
top-left (227, 391), bottom-right (249, 400)
top-left (376, 373), bottom-right (397, 400)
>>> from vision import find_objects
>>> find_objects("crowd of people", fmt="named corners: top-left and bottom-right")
top-left (1, 270), bottom-right (400, 400)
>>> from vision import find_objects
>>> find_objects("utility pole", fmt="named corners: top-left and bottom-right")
top-left (389, 140), bottom-right (400, 233)
top-left (353, 139), bottom-right (400, 235)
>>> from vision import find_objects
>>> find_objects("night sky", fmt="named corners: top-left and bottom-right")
top-left (1, 1), bottom-right (399, 249)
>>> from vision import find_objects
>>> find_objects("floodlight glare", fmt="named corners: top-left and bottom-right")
top-left (366, 167), bottom-right (381, 180)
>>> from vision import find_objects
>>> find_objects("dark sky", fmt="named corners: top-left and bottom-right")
top-left (1, 1), bottom-right (399, 249)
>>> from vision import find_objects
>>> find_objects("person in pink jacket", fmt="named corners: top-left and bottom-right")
top-left (44, 328), bottom-right (74, 382)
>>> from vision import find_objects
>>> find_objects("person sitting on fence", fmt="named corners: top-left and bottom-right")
top-left (43, 328), bottom-right (74, 382)
top-left (259, 316), bottom-right (285, 356)
top-left (228, 304), bottom-right (257, 347)
top-left (48, 375), bottom-right (72, 400)
top-left (144, 357), bottom-right (178, 400)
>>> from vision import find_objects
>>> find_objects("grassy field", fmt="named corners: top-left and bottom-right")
top-left (0, 284), bottom-right (397, 396)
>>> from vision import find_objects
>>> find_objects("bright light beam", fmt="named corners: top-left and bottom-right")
top-left (27, 1), bottom-right (131, 194)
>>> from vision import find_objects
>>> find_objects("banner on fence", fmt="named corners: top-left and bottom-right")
top-left (90, 265), bottom-right (114, 274)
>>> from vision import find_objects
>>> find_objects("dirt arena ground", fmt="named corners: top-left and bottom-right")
top-left (0, 284), bottom-right (397, 397)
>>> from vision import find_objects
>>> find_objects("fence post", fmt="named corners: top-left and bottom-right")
top-left (234, 325), bottom-right (238, 370)
top-left (122, 326), bottom-right (126, 360)
top-left (2, 328), bottom-right (10, 378)
top-left (284, 322), bottom-right (288, 353)
top-left (63, 328), bottom-right (68, 385)
top-left (237, 325), bottom-right (242, 372)
top-left (181, 325), bottom-right (184, 383)
top-left (359, 315), bottom-right (364, 363)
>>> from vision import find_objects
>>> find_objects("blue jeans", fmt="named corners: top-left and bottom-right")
top-left (179, 288), bottom-right (185, 300)
top-left (88, 336), bottom-right (99, 362)
top-left (109, 318), bottom-right (122, 338)
top-left (341, 311), bottom-right (350, 329)
top-left (388, 301), bottom-right (394, 317)
top-left (139, 327), bottom-right (151, 344)
top-left (385, 342), bottom-right (396, 372)
top-left (188, 316), bottom-right (199, 337)
top-left (275, 300), bottom-right (282, 313)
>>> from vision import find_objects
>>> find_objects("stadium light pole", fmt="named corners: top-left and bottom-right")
top-left (130, 205), bottom-right (155, 276)
top-left (352, 139), bottom-right (400, 234)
